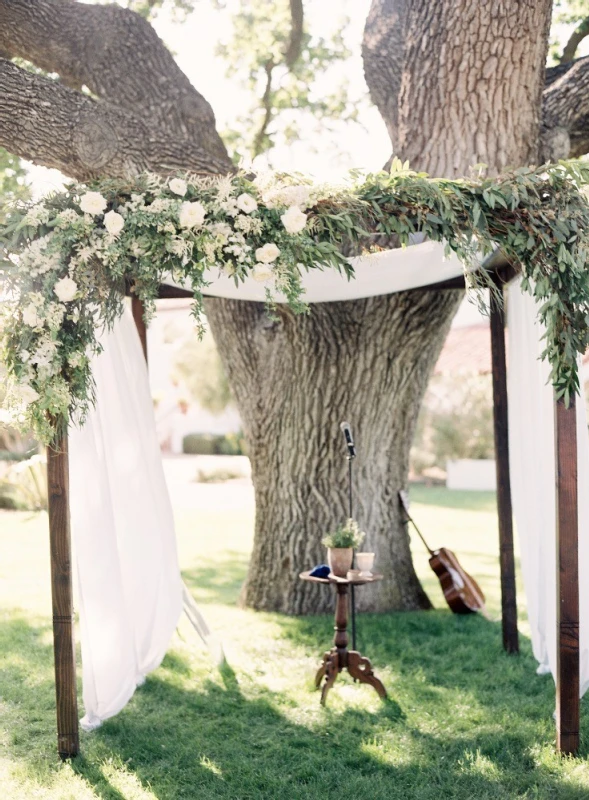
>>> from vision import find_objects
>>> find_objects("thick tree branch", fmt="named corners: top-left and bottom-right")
top-left (543, 55), bottom-right (589, 158)
top-left (0, 59), bottom-right (231, 180)
top-left (0, 0), bottom-right (229, 164)
top-left (284, 0), bottom-right (304, 69)
top-left (362, 0), bottom-right (407, 144)
top-left (560, 16), bottom-right (589, 65)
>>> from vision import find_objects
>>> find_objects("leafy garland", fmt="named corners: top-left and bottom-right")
top-left (1, 160), bottom-right (589, 444)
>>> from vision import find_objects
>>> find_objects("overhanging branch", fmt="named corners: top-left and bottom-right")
top-left (543, 56), bottom-right (589, 158)
top-left (0, 0), bottom-right (230, 168)
top-left (0, 59), bottom-right (231, 180)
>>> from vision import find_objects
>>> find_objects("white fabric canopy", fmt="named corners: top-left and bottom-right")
top-left (69, 307), bottom-right (184, 730)
top-left (167, 240), bottom-right (466, 303)
top-left (507, 278), bottom-right (589, 696)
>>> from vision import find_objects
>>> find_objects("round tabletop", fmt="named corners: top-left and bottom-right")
top-left (299, 570), bottom-right (384, 586)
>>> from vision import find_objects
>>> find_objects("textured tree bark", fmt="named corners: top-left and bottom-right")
top-left (206, 290), bottom-right (460, 613)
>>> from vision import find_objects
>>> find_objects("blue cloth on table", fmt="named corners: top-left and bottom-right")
top-left (309, 564), bottom-right (330, 579)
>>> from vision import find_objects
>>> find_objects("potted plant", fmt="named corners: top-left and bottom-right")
top-left (322, 518), bottom-right (365, 577)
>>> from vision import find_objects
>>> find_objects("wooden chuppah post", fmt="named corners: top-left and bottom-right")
top-left (47, 433), bottom-right (79, 758)
top-left (490, 286), bottom-right (519, 654)
top-left (132, 294), bottom-right (148, 364)
top-left (555, 395), bottom-right (579, 756)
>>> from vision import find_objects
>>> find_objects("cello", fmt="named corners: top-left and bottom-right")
top-left (399, 490), bottom-right (486, 615)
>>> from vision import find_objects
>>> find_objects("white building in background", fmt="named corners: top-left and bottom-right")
top-left (146, 299), bottom-right (241, 453)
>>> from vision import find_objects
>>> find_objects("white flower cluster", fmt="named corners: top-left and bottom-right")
top-left (1, 170), bottom-right (325, 441)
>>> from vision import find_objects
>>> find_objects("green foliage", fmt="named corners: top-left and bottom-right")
top-left (0, 454), bottom-right (47, 511)
top-left (217, 0), bottom-right (358, 160)
top-left (550, 0), bottom-right (589, 62)
top-left (182, 431), bottom-right (246, 455)
top-left (412, 375), bottom-right (494, 476)
top-left (2, 160), bottom-right (589, 443)
top-left (0, 149), bottom-right (30, 227)
top-left (322, 517), bottom-right (365, 549)
top-left (173, 327), bottom-right (233, 414)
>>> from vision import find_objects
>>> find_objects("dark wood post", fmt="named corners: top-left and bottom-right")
top-left (47, 433), bottom-right (79, 759)
top-left (131, 295), bottom-right (148, 364)
top-left (490, 293), bottom-right (519, 653)
top-left (555, 395), bottom-right (579, 756)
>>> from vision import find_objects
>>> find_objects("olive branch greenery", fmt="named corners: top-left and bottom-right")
top-left (1, 159), bottom-right (589, 444)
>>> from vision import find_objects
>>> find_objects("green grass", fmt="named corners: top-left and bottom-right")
top-left (2, 487), bottom-right (589, 798)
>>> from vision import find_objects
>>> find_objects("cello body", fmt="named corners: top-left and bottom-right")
top-left (428, 547), bottom-right (486, 614)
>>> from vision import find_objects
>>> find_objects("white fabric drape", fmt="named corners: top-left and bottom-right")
top-left (507, 278), bottom-right (589, 695)
top-left (69, 307), bottom-right (183, 730)
top-left (166, 240), bottom-right (466, 303)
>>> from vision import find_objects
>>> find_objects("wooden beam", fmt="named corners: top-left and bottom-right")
top-left (131, 295), bottom-right (148, 363)
top-left (555, 395), bottom-right (579, 756)
top-left (47, 433), bottom-right (79, 759)
top-left (490, 293), bottom-right (519, 653)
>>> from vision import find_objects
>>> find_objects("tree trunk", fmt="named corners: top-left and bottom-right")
top-left (206, 0), bottom-right (553, 614)
top-left (206, 289), bottom-right (460, 613)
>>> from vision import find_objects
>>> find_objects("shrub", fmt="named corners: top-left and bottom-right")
top-left (411, 374), bottom-right (494, 476)
top-left (0, 453), bottom-right (47, 511)
top-left (182, 431), bottom-right (248, 456)
top-left (182, 433), bottom-right (221, 455)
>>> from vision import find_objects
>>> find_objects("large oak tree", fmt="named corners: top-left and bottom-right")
top-left (0, 0), bottom-right (585, 614)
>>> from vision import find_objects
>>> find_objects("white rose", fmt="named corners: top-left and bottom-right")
top-left (104, 210), bottom-right (125, 236)
top-left (54, 276), bottom-right (78, 303)
top-left (22, 304), bottom-right (41, 328)
top-left (16, 383), bottom-right (40, 406)
top-left (255, 243), bottom-right (280, 264)
top-left (169, 178), bottom-right (188, 196)
top-left (79, 192), bottom-right (107, 215)
top-left (252, 263), bottom-right (274, 282)
top-left (179, 201), bottom-right (206, 229)
top-left (281, 206), bottom-right (307, 234)
top-left (236, 193), bottom-right (258, 214)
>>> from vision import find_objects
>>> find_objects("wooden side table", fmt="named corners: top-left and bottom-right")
top-left (299, 571), bottom-right (387, 706)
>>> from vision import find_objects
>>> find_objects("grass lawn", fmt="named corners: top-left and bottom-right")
top-left (2, 479), bottom-right (589, 799)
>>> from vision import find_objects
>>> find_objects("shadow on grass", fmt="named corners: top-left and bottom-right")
top-left (182, 550), bottom-right (250, 605)
top-left (3, 613), bottom-right (589, 799)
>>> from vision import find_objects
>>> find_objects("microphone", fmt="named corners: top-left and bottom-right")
top-left (340, 421), bottom-right (356, 459)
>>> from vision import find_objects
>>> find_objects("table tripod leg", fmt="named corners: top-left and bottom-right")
top-left (347, 651), bottom-right (387, 699)
top-left (320, 651), bottom-right (339, 706)
top-left (315, 651), bottom-right (331, 688)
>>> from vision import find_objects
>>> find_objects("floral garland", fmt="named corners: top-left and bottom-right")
top-left (1, 160), bottom-right (589, 444)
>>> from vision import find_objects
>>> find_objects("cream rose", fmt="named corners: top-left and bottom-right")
top-left (22, 304), bottom-right (41, 328)
top-left (281, 206), bottom-right (307, 234)
top-left (16, 383), bottom-right (40, 406)
top-left (236, 193), bottom-right (258, 214)
top-left (79, 191), bottom-right (107, 215)
top-left (252, 263), bottom-right (274, 282)
top-left (255, 243), bottom-right (280, 264)
top-left (179, 201), bottom-right (206, 229)
top-left (169, 178), bottom-right (188, 196)
top-left (104, 210), bottom-right (125, 236)
top-left (54, 276), bottom-right (78, 303)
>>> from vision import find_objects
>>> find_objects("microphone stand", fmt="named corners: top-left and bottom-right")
top-left (347, 448), bottom-right (357, 653)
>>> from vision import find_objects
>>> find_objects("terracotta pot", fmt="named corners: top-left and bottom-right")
top-left (327, 547), bottom-right (354, 578)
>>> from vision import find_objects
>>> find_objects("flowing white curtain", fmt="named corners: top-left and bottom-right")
top-left (507, 278), bottom-right (589, 695)
top-left (69, 307), bottom-right (183, 730)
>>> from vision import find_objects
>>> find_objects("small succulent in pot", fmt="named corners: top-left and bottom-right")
top-left (322, 519), bottom-right (366, 577)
